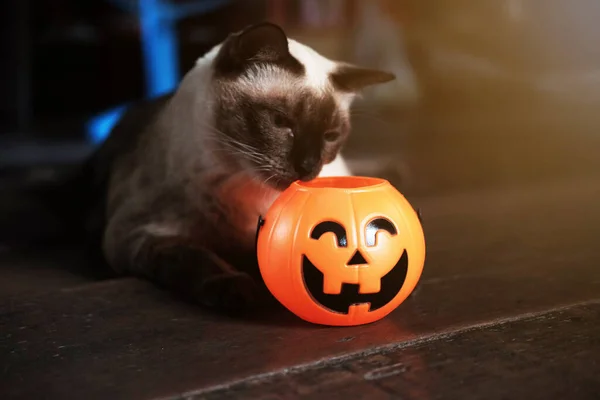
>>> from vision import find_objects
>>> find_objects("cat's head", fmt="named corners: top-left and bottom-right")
top-left (209, 22), bottom-right (395, 190)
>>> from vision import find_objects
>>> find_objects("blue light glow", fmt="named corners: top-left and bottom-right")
top-left (86, 105), bottom-right (128, 144)
top-left (139, 0), bottom-right (180, 98)
top-left (86, 0), bottom-right (231, 145)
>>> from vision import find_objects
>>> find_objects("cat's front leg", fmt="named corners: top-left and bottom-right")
top-left (146, 241), bottom-right (261, 312)
top-left (103, 218), bottom-right (261, 313)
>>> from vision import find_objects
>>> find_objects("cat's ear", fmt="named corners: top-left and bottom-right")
top-left (217, 22), bottom-right (292, 70)
top-left (330, 64), bottom-right (396, 92)
top-left (233, 22), bottom-right (290, 63)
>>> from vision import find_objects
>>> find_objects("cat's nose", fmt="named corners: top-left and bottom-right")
top-left (301, 158), bottom-right (317, 172)
top-left (297, 156), bottom-right (319, 178)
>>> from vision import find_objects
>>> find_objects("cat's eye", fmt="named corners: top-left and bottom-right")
top-left (324, 131), bottom-right (341, 142)
top-left (273, 113), bottom-right (291, 128)
top-left (273, 113), bottom-right (294, 138)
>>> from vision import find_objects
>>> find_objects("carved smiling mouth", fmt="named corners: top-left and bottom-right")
top-left (301, 250), bottom-right (409, 314)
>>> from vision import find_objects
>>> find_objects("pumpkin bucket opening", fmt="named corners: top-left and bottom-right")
top-left (297, 176), bottom-right (386, 190)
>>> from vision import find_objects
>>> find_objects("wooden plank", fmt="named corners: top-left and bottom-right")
top-left (196, 302), bottom-right (600, 400)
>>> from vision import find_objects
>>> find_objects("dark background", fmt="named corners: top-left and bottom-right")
top-left (0, 0), bottom-right (267, 139)
top-left (2, 0), bottom-right (600, 182)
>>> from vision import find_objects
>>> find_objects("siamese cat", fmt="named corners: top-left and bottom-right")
top-left (85, 22), bottom-right (395, 312)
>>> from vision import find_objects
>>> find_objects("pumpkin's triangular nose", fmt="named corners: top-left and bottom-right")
top-left (347, 249), bottom-right (367, 265)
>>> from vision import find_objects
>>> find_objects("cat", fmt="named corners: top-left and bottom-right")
top-left (83, 22), bottom-right (396, 313)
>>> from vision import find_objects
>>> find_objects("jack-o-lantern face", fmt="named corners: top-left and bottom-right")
top-left (302, 218), bottom-right (408, 314)
top-left (257, 177), bottom-right (425, 326)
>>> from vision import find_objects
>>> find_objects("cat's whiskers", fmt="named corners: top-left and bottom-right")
top-left (205, 130), bottom-right (265, 161)
top-left (197, 120), bottom-right (275, 173)
top-left (222, 137), bottom-right (261, 153)
top-left (210, 138), bottom-right (266, 165)
top-left (263, 173), bottom-right (278, 190)
top-left (213, 144), bottom-right (265, 165)
top-left (260, 174), bottom-right (279, 203)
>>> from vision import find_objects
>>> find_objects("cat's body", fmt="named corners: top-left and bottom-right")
top-left (85, 23), bottom-right (395, 312)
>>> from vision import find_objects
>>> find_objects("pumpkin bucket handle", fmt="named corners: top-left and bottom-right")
top-left (255, 214), bottom-right (265, 251)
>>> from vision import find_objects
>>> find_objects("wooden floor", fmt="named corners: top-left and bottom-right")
top-left (2, 173), bottom-right (600, 399)
top-left (201, 303), bottom-right (600, 400)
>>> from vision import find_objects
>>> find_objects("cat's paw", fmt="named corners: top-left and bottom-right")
top-left (197, 272), bottom-right (260, 313)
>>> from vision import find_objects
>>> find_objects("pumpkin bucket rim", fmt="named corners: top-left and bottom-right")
top-left (293, 176), bottom-right (388, 191)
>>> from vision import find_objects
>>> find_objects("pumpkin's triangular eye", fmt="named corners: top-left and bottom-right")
top-left (347, 250), bottom-right (368, 265)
